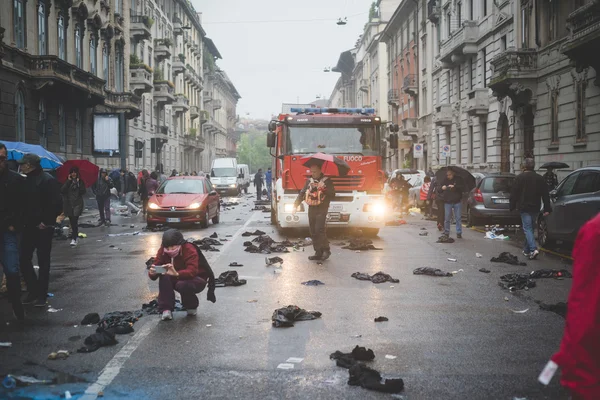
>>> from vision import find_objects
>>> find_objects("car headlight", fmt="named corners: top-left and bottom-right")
top-left (284, 203), bottom-right (295, 213)
top-left (363, 202), bottom-right (387, 215)
top-left (148, 203), bottom-right (160, 210)
top-left (188, 202), bottom-right (201, 209)
top-left (229, 184), bottom-right (236, 188)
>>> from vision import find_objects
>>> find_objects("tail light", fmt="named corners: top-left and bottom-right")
top-left (474, 189), bottom-right (484, 203)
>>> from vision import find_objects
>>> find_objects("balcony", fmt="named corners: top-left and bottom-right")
top-left (402, 74), bottom-right (418, 97)
top-left (154, 39), bottom-right (172, 62)
top-left (466, 88), bottom-right (489, 117)
top-left (204, 117), bottom-right (225, 134)
top-left (212, 99), bottom-right (222, 110)
top-left (130, 15), bottom-right (152, 41)
top-left (173, 60), bottom-right (185, 76)
top-left (439, 21), bottom-right (479, 67)
top-left (173, 15), bottom-right (183, 36)
top-left (28, 55), bottom-right (105, 105)
top-left (190, 105), bottom-right (199, 119)
top-left (401, 117), bottom-right (419, 136)
top-left (359, 79), bottom-right (369, 93)
top-left (192, 44), bottom-right (200, 56)
top-left (428, 0), bottom-right (440, 23)
top-left (172, 94), bottom-right (190, 114)
top-left (104, 90), bottom-right (141, 119)
top-left (129, 65), bottom-right (153, 95)
top-left (387, 89), bottom-right (400, 107)
top-left (433, 103), bottom-right (453, 126)
top-left (153, 81), bottom-right (175, 104)
top-left (489, 48), bottom-right (538, 108)
top-left (561, 2), bottom-right (600, 86)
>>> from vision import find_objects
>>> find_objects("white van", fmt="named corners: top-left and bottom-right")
top-left (211, 158), bottom-right (240, 195)
top-left (237, 164), bottom-right (251, 193)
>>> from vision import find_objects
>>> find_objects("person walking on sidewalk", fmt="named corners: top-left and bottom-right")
top-left (61, 166), bottom-right (87, 247)
top-left (148, 229), bottom-right (216, 321)
top-left (551, 213), bottom-right (600, 399)
top-left (18, 154), bottom-right (62, 307)
top-left (0, 143), bottom-right (25, 319)
top-left (92, 169), bottom-right (113, 226)
top-left (439, 167), bottom-right (465, 239)
top-left (116, 169), bottom-right (140, 216)
top-left (510, 158), bottom-right (552, 260)
top-left (293, 163), bottom-right (336, 261)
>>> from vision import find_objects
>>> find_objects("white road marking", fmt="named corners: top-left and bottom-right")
top-left (80, 207), bottom-right (260, 400)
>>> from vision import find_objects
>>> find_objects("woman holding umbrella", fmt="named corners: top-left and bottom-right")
top-left (61, 166), bottom-right (87, 247)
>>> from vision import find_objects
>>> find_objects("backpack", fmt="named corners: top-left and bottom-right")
top-left (305, 177), bottom-right (329, 206)
top-left (188, 241), bottom-right (216, 303)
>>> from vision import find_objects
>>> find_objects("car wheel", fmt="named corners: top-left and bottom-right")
top-left (212, 205), bottom-right (220, 224)
top-left (538, 217), bottom-right (555, 248)
top-left (200, 209), bottom-right (209, 228)
top-left (466, 207), bottom-right (479, 227)
top-left (362, 228), bottom-right (379, 237)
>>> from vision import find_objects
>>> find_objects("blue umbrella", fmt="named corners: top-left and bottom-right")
top-left (0, 140), bottom-right (63, 169)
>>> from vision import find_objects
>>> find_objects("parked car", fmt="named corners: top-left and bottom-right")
top-left (147, 176), bottom-right (220, 228)
top-left (465, 173), bottom-right (521, 226)
top-left (538, 166), bottom-right (600, 247)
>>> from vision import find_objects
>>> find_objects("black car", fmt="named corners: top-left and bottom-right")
top-left (538, 166), bottom-right (600, 247)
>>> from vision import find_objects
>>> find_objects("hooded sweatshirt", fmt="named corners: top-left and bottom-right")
top-left (93, 170), bottom-right (113, 198)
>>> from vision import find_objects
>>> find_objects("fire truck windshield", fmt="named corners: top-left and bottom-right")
top-left (286, 125), bottom-right (380, 155)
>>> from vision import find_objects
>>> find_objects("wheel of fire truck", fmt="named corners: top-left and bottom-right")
top-left (362, 228), bottom-right (380, 237)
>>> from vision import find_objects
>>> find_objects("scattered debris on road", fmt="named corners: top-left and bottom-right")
top-left (476, 253), bottom-right (483, 258)
top-left (352, 271), bottom-right (399, 284)
top-left (228, 262), bottom-right (243, 267)
top-left (48, 350), bottom-right (70, 360)
top-left (81, 313), bottom-right (100, 325)
top-left (436, 236), bottom-right (455, 243)
top-left (479, 268), bottom-right (491, 273)
top-left (265, 256), bottom-right (284, 266)
top-left (385, 354), bottom-right (397, 360)
top-left (499, 274), bottom-right (536, 291)
top-left (491, 252), bottom-right (527, 266)
top-left (539, 302), bottom-right (568, 318)
top-left (419, 231), bottom-right (428, 236)
top-left (214, 271), bottom-right (247, 287)
top-left (209, 232), bottom-right (218, 238)
top-left (302, 280), bottom-right (325, 286)
top-left (0, 342), bottom-right (12, 348)
top-left (242, 230), bottom-right (266, 237)
top-left (330, 346), bottom-right (375, 368)
top-left (342, 239), bottom-right (382, 251)
top-left (447, 258), bottom-right (457, 262)
top-left (510, 308), bottom-right (530, 314)
top-left (374, 316), bottom-right (388, 322)
top-left (530, 269), bottom-right (572, 279)
top-left (413, 267), bottom-right (453, 277)
top-left (272, 305), bottom-right (322, 327)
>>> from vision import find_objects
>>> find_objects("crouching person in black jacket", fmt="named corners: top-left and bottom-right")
top-left (293, 163), bottom-right (336, 261)
top-left (18, 154), bottom-right (62, 307)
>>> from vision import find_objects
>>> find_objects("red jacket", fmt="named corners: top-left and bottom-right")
top-left (151, 243), bottom-right (209, 282)
top-left (552, 214), bottom-right (600, 399)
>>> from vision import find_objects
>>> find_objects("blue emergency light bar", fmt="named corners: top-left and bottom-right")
top-left (290, 107), bottom-right (376, 115)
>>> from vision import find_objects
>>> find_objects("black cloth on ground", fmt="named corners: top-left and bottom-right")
top-left (80, 313), bottom-right (100, 325)
top-left (351, 271), bottom-right (399, 284)
top-left (499, 273), bottom-right (536, 291)
top-left (491, 252), bottom-right (527, 266)
top-left (436, 236), bottom-right (455, 243)
top-left (479, 268), bottom-right (491, 273)
top-left (77, 328), bottom-right (118, 353)
top-left (374, 316), bottom-right (388, 322)
top-left (539, 302), bottom-right (568, 318)
top-left (214, 271), bottom-right (247, 287)
top-left (272, 305), bottom-right (322, 327)
top-left (342, 238), bottom-right (382, 251)
top-left (266, 256), bottom-right (284, 265)
top-left (301, 280), bottom-right (325, 286)
top-left (330, 346), bottom-right (375, 369)
top-left (413, 267), bottom-right (453, 277)
top-left (348, 363), bottom-right (405, 393)
top-left (529, 269), bottom-right (572, 279)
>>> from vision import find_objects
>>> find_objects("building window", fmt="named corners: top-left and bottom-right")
top-left (457, 2), bottom-right (462, 27)
top-left (469, 58), bottom-right (474, 89)
top-left (482, 0), bottom-right (487, 17)
top-left (436, 22), bottom-right (441, 53)
top-left (436, 78), bottom-right (440, 104)
top-left (115, 43), bottom-right (124, 91)
top-left (58, 15), bottom-right (66, 60)
top-left (149, 48), bottom-right (153, 68)
top-left (75, 24), bottom-right (83, 68)
top-left (456, 128), bottom-right (462, 164)
top-left (38, 2), bottom-right (47, 55)
top-left (480, 121), bottom-right (487, 162)
top-left (447, 71), bottom-right (452, 102)
top-left (468, 125), bottom-right (474, 163)
top-left (550, 90), bottom-right (559, 143)
top-left (548, 0), bottom-right (559, 42)
top-left (39, 99), bottom-right (47, 147)
top-left (458, 65), bottom-right (462, 97)
top-left (446, 8), bottom-right (451, 37)
top-left (59, 104), bottom-right (66, 150)
top-left (14, 0), bottom-right (26, 49)
top-left (521, 6), bottom-right (529, 48)
top-left (115, 0), bottom-right (122, 15)
top-left (576, 81), bottom-right (587, 141)
top-left (468, 0), bottom-right (474, 19)
top-left (482, 48), bottom-right (487, 87)
top-left (15, 90), bottom-right (26, 141)
top-left (76, 109), bottom-right (83, 152)
top-left (90, 36), bottom-right (97, 75)
top-left (500, 35), bottom-right (507, 52)
top-left (103, 42), bottom-right (110, 88)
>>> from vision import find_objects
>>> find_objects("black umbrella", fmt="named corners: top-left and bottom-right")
top-left (435, 166), bottom-right (476, 191)
top-left (540, 162), bottom-right (569, 169)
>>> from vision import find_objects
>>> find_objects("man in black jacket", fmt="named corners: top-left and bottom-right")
top-left (18, 154), bottom-right (62, 307)
top-left (254, 169), bottom-right (264, 201)
top-left (293, 162), bottom-right (336, 261)
top-left (510, 158), bottom-right (552, 260)
top-left (92, 168), bottom-right (114, 226)
top-left (0, 143), bottom-right (26, 319)
top-left (116, 169), bottom-right (140, 216)
top-left (439, 167), bottom-right (465, 239)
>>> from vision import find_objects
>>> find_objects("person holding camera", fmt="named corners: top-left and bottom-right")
top-left (148, 229), bottom-right (215, 321)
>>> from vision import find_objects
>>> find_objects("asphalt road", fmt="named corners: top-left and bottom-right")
top-left (0, 191), bottom-right (574, 400)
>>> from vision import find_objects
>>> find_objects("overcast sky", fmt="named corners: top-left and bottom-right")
top-left (194, 0), bottom-right (373, 119)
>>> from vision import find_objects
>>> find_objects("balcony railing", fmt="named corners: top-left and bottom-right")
top-left (466, 88), bottom-right (489, 117)
top-left (129, 65), bottom-right (153, 94)
top-left (387, 89), bottom-right (400, 106)
top-left (433, 103), bottom-right (452, 126)
top-left (153, 82), bottom-right (175, 104)
top-left (172, 94), bottom-right (190, 114)
top-left (440, 21), bottom-right (479, 66)
top-left (104, 90), bottom-right (142, 119)
top-left (402, 74), bottom-right (418, 97)
top-left (130, 15), bottom-right (152, 40)
top-left (490, 48), bottom-right (538, 79)
top-left (561, 2), bottom-right (600, 80)
top-left (154, 39), bottom-right (172, 61)
top-left (489, 48), bottom-right (538, 107)
top-left (172, 61), bottom-right (185, 76)
top-left (401, 117), bottom-right (419, 136)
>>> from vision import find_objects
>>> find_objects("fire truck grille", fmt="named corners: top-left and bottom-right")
top-left (329, 175), bottom-right (365, 190)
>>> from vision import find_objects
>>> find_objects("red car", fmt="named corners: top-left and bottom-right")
top-left (146, 176), bottom-right (220, 228)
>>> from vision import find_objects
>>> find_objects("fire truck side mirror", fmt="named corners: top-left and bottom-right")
top-left (266, 132), bottom-right (276, 148)
top-left (389, 134), bottom-right (399, 150)
top-left (268, 121), bottom-right (277, 132)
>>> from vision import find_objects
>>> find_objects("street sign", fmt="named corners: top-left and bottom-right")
top-left (441, 144), bottom-right (450, 158)
top-left (414, 143), bottom-right (423, 158)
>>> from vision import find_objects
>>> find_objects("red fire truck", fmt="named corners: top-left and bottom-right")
top-left (267, 107), bottom-right (399, 236)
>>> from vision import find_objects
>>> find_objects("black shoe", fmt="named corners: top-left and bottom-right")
top-left (34, 299), bottom-right (48, 307)
top-left (308, 253), bottom-right (323, 261)
top-left (457, 234), bottom-right (462, 239)
top-left (22, 293), bottom-right (37, 305)
top-left (321, 250), bottom-right (332, 260)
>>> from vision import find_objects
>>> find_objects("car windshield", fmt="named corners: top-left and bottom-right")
top-left (157, 179), bottom-right (205, 194)
top-left (286, 125), bottom-right (380, 155)
top-left (211, 168), bottom-right (237, 177)
top-left (481, 177), bottom-right (514, 193)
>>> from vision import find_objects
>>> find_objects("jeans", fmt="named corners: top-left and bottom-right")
top-left (0, 231), bottom-right (20, 277)
top-left (158, 275), bottom-right (206, 312)
top-left (20, 226), bottom-right (54, 301)
top-left (444, 203), bottom-right (462, 235)
top-left (266, 184), bottom-right (272, 201)
top-left (124, 191), bottom-right (140, 213)
top-left (308, 207), bottom-right (329, 254)
top-left (97, 196), bottom-right (111, 222)
top-left (436, 200), bottom-right (445, 226)
top-left (520, 211), bottom-right (538, 253)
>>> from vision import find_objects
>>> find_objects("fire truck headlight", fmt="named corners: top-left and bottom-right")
top-left (284, 203), bottom-right (295, 213)
top-left (364, 201), bottom-right (387, 215)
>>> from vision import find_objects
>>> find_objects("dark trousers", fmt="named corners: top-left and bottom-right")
top-left (308, 206), bottom-right (329, 254)
top-left (69, 215), bottom-right (79, 239)
top-left (436, 199), bottom-right (445, 226)
top-left (158, 275), bottom-right (206, 312)
top-left (256, 185), bottom-right (262, 200)
top-left (97, 196), bottom-right (111, 222)
top-left (20, 226), bottom-right (54, 301)
top-left (1, 231), bottom-right (22, 308)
